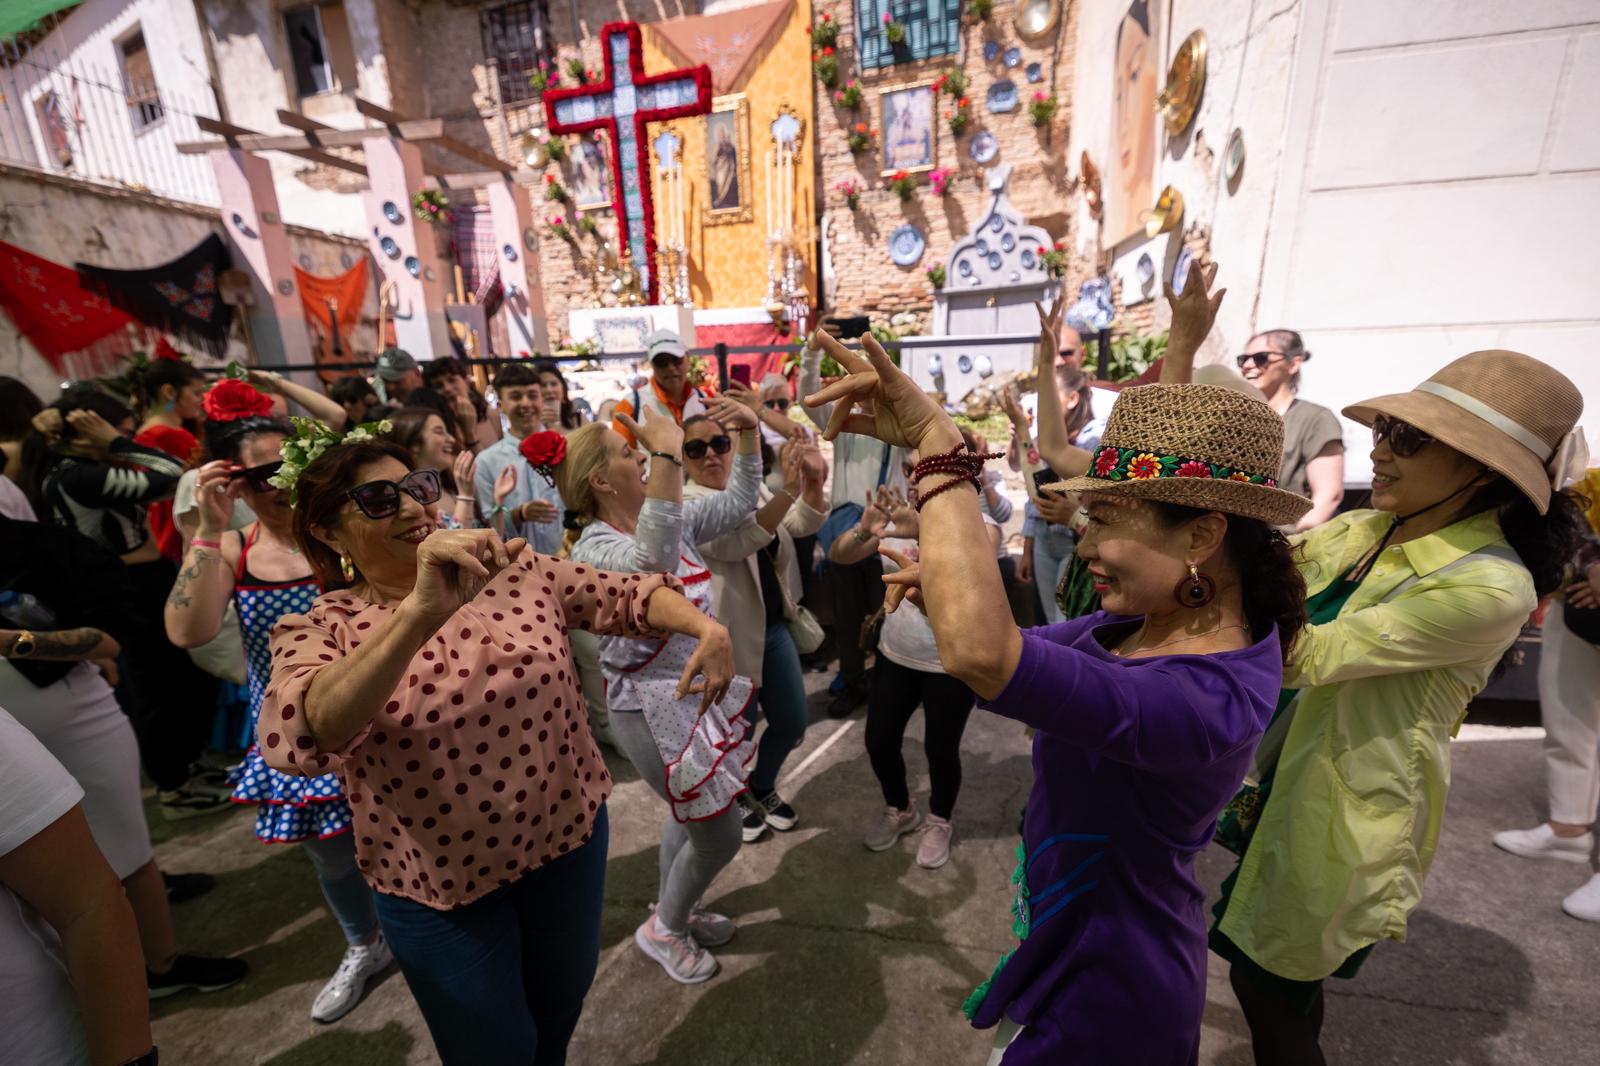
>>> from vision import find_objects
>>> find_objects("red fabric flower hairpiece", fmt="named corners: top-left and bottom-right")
top-left (519, 430), bottom-right (567, 485)
top-left (154, 337), bottom-right (183, 361)
top-left (203, 378), bottom-right (273, 422)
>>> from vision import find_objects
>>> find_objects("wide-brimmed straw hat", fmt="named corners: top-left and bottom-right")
top-left (1052, 383), bottom-right (1312, 527)
top-left (1343, 350), bottom-right (1583, 514)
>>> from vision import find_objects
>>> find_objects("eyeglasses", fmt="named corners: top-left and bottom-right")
top-left (763, 398), bottom-right (791, 412)
top-left (1371, 415), bottom-right (1435, 459)
top-left (1235, 350), bottom-right (1286, 371)
top-left (682, 435), bottom-right (733, 460)
top-left (346, 469), bottom-right (442, 520)
top-left (231, 460), bottom-right (283, 493)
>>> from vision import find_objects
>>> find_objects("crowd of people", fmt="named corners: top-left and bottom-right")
top-left (1, 260), bottom-right (1596, 1066)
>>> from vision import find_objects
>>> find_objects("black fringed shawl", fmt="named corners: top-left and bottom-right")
top-left (76, 234), bottom-right (235, 357)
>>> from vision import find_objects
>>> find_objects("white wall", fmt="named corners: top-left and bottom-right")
top-left (0, 0), bottom-right (220, 205)
top-left (1068, 0), bottom-right (1600, 485)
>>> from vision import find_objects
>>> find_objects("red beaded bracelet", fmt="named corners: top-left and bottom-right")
top-left (910, 442), bottom-right (1003, 512)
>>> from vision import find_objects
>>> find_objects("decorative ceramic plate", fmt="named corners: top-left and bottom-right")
top-left (379, 236), bottom-right (401, 259)
top-left (970, 130), bottom-right (998, 163)
top-left (958, 354), bottom-right (974, 374)
top-left (405, 256), bottom-right (421, 278)
top-left (1004, 47), bottom-right (1022, 68)
top-left (502, 243), bottom-right (518, 262)
top-left (1171, 246), bottom-right (1194, 293)
top-left (986, 80), bottom-right (1019, 113)
top-left (1026, 62), bottom-right (1043, 84)
top-left (1021, 248), bottom-right (1038, 269)
top-left (888, 223), bottom-right (925, 266)
top-left (1224, 128), bottom-right (1246, 183)
top-left (276, 279), bottom-right (294, 296)
top-left (983, 41), bottom-right (1000, 62)
top-left (383, 201), bottom-right (404, 225)
top-left (1136, 252), bottom-right (1155, 288)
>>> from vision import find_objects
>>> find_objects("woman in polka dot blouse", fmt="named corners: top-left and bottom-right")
top-left (557, 399), bottom-right (764, 986)
top-left (260, 437), bottom-right (732, 1065)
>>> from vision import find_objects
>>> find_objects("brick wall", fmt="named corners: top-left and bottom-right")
top-left (812, 0), bottom-right (1080, 332)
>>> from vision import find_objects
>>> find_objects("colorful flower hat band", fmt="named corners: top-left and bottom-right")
top-left (1089, 446), bottom-right (1278, 488)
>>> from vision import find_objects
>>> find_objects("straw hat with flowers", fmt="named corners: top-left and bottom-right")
top-left (1343, 350), bottom-right (1584, 514)
top-left (1053, 383), bottom-right (1313, 528)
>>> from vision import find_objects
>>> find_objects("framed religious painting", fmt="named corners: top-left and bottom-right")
top-left (878, 81), bottom-right (937, 176)
top-left (1108, 0), bottom-right (1160, 241)
top-left (705, 94), bottom-right (753, 226)
top-left (568, 135), bottom-right (612, 212)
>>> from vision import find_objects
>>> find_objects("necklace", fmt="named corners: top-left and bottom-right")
top-left (255, 524), bottom-right (301, 556)
top-left (1117, 623), bottom-right (1251, 658)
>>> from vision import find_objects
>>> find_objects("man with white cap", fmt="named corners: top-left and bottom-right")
top-left (372, 347), bottom-right (424, 405)
top-left (611, 330), bottom-right (707, 448)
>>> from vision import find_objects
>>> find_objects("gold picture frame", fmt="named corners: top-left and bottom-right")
top-left (705, 93), bottom-right (753, 226)
top-left (877, 80), bottom-right (938, 176)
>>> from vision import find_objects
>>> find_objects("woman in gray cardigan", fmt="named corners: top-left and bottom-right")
top-left (554, 402), bottom-right (762, 986)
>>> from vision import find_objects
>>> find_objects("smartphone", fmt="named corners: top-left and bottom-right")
top-left (729, 364), bottom-right (752, 389)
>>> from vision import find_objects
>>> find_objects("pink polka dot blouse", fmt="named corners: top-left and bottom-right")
top-left (260, 554), bottom-right (682, 910)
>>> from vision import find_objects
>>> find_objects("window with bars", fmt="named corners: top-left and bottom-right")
top-left (118, 30), bottom-right (164, 131)
top-left (481, 1), bottom-right (553, 106)
top-left (855, 0), bottom-right (963, 69)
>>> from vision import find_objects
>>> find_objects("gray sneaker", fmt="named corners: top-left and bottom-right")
top-left (635, 915), bottom-right (719, 984)
top-left (648, 902), bottom-right (737, 948)
top-left (864, 802), bottom-right (923, 852)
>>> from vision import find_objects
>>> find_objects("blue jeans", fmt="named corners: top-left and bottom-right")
top-left (1031, 525), bottom-right (1076, 625)
top-left (372, 806), bottom-right (609, 1066)
top-left (751, 622), bottom-right (810, 795)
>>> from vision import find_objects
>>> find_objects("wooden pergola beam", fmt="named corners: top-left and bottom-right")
top-left (355, 97), bottom-right (512, 174)
top-left (189, 115), bottom-right (368, 177)
top-left (423, 168), bottom-right (539, 191)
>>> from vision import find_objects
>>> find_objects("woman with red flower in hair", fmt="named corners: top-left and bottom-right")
top-left (165, 377), bottom-right (393, 1023)
top-left (131, 345), bottom-right (208, 562)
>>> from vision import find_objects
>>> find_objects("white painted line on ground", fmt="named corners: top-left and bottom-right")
top-left (1456, 724), bottom-right (1545, 742)
top-left (778, 720), bottom-right (855, 789)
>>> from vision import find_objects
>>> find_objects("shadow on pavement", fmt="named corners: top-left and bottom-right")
top-left (259, 1021), bottom-right (418, 1065)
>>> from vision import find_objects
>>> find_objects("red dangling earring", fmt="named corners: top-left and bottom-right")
top-left (1174, 564), bottom-right (1215, 609)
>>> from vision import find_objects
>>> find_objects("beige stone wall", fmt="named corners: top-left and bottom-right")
top-left (812, 0), bottom-right (1080, 332)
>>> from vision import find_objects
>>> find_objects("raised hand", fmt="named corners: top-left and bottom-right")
top-left (791, 426), bottom-right (827, 483)
top-left (408, 529), bottom-right (528, 626)
top-left (779, 441), bottom-right (805, 497)
top-left (452, 449), bottom-right (477, 497)
top-left (722, 381), bottom-right (762, 414)
top-left (676, 621), bottom-right (735, 715)
top-left (65, 408), bottom-right (124, 452)
top-left (708, 394), bottom-right (758, 430)
top-left (1162, 259), bottom-right (1226, 384)
top-left (193, 460), bottom-right (243, 537)
top-left (998, 383), bottom-right (1030, 429)
top-left (493, 464), bottom-right (518, 508)
top-left (245, 368), bottom-right (285, 394)
top-left (880, 545), bottom-right (924, 613)
top-left (1034, 488), bottom-right (1079, 526)
top-left (803, 330), bottom-right (956, 452)
top-left (619, 406), bottom-right (684, 458)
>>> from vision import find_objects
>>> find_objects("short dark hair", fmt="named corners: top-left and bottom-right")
top-left (0, 376), bottom-right (43, 441)
top-left (328, 376), bottom-right (377, 407)
top-left (290, 439), bottom-right (415, 590)
top-left (202, 415), bottom-right (291, 464)
top-left (422, 357), bottom-right (468, 390)
top-left (16, 390), bottom-right (135, 507)
top-left (493, 362), bottom-right (542, 393)
top-left (132, 358), bottom-right (205, 415)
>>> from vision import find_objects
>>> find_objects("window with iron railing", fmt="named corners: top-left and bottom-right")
top-left (481, 1), bottom-right (553, 106)
top-left (855, 0), bottom-right (963, 69)
top-left (118, 29), bottom-right (163, 130)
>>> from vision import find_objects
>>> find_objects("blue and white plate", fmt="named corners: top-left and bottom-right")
top-left (983, 40), bottom-right (1000, 62)
top-left (888, 223), bottom-right (925, 267)
top-left (986, 80), bottom-right (1019, 113)
top-left (1004, 47), bottom-right (1022, 69)
top-left (970, 130), bottom-right (998, 163)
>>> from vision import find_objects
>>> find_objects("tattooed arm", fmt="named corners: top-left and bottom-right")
top-left (163, 540), bottom-right (239, 648)
top-left (0, 627), bottom-right (120, 661)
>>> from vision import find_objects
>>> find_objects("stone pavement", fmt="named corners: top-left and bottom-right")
top-left (148, 674), bottom-right (1600, 1066)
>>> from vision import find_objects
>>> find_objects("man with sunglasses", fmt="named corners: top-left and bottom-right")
top-left (472, 363), bottom-right (564, 555)
top-left (1235, 328), bottom-right (1345, 530)
top-left (611, 330), bottom-right (707, 449)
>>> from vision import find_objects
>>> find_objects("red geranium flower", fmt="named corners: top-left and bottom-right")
top-left (1175, 460), bottom-right (1212, 479)
top-left (519, 430), bottom-right (568, 484)
top-left (203, 379), bottom-right (273, 423)
top-left (1093, 447), bottom-right (1119, 477)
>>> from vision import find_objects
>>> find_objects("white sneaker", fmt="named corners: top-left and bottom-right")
top-left (1492, 824), bottom-right (1593, 865)
top-left (1562, 874), bottom-right (1600, 922)
top-left (634, 915), bottom-right (719, 984)
top-left (916, 815), bottom-right (953, 870)
top-left (311, 935), bottom-right (394, 1023)
top-left (864, 802), bottom-right (923, 852)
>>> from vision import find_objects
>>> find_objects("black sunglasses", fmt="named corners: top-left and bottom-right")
top-left (683, 435), bottom-right (733, 460)
top-left (230, 460), bottom-right (283, 492)
top-left (1371, 415), bottom-right (1435, 458)
top-left (763, 398), bottom-right (791, 412)
top-left (1235, 350), bottom-right (1286, 371)
top-left (346, 469), bottom-right (442, 520)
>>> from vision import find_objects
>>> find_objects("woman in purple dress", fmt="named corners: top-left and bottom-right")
top-left (805, 269), bottom-right (1312, 1065)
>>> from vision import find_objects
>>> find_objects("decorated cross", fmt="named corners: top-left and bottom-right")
top-left (544, 23), bottom-right (712, 305)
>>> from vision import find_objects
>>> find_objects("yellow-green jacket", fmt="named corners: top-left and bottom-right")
top-left (1218, 508), bottom-right (1533, 980)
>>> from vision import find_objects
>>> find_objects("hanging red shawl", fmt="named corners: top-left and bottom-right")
top-left (0, 239), bottom-right (137, 371)
top-left (76, 233), bottom-right (235, 358)
top-left (294, 258), bottom-right (369, 378)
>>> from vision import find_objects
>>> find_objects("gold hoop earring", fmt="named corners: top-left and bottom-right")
top-left (339, 553), bottom-right (355, 581)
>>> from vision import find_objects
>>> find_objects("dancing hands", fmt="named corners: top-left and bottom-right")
top-left (803, 331), bottom-right (959, 453)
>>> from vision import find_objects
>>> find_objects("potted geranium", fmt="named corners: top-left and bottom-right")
top-left (926, 263), bottom-right (946, 288)
top-left (411, 188), bottom-right (451, 225)
top-left (888, 169), bottom-right (918, 200)
top-left (1042, 240), bottom-right (1069, 277)
top-left (928, 167), bottom-right (955, 197)
top-left (847, 122), bottom-right (876, 153)
top-left (813, 46), bottom-right (839, 87)
top-left (810, 11), bottom-right (838, 49)
top-left (547, 215), bottom-right (572, 241)
top-left (836, 178), bottom-right (864, 209)
top-left (834, 79), bottom-right (863, 110)
top-left (935, 68), bottom-right (970, 98)
top-left (945, 98), bottom-right (972, 136)
top-left (883, 12), bottom-right (906, 45)
top-left (966, 0), bottom-right (994, 21)
top-left (544, 173), bottom-right (569, 203)
top-left (1028, 92), bottom-right (1058, 128)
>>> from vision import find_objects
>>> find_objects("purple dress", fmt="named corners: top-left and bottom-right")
top-left (969, 612), bottom-right (1282, 1065)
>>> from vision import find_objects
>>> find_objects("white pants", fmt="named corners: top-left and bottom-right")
top-left (1540, 608), bottom-right (1600, 825)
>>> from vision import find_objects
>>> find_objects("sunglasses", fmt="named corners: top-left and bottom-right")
top-left (764, 398), bottom-right (791, 412)
top-left (683, 435), bottom-right (733, 460)
top-left (230, 460), bottom-right (283, 492)
top-left (346, 468), bottom-right (442, 520)
top-left (1235, 350), bottom-right (1286, 371)
top-left (1371, 415), bottom-right (1435, 459)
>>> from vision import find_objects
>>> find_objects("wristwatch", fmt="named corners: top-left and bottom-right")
top-left (8, 630), bottom-right (36, 659)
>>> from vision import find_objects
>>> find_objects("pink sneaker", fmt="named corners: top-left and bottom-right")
top-left (634, 914), bottom-right (719, 984)
top-left (917, 815), bottom-right (953, 869)
top-left (865, 802), bottom-right (923, 851)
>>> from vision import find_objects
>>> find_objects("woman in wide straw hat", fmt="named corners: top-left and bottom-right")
top-left (1210, 350), bottom-right (1589, 1064)
top-left (806, 266), bottom-right (1311, 1065)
